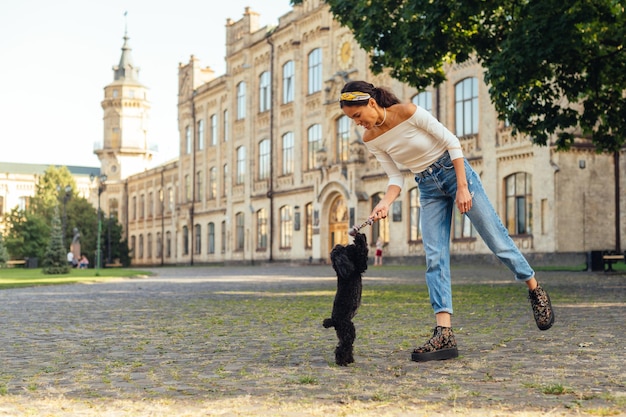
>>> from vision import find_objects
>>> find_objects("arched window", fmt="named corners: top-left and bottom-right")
top-left (256, 209), bottom-right (268, 250)
top-left (308, 48), bottom-right (322, 94)
top-left (409, 187), bottom-right (422, 241)
top-left (236, 146), bottom-right (246, 185)
top-left (259, 139), bottom-right (270, 180)
top-left (282, 60), bottom-right (295, 104)
top-left (208, 167), bottom-right (217, 199)
top-left (197, 119), bottom-right (205, 150)
top-left (280, 205), bottom-right (293, 248)
top-left (235, 212), bottom-right (245, 251)
top-left (412, 91), bottom-right (432, 114)
top-left (371, 193), bottom-right (389, 243)
top-left (455, 78), bottom-right (479, 136)
top-left (282, 132), bottom-right (294, 175)
top-left (182, 226), bottom-right (189, 255)
top-left (336, 115), bottom-right (350, 162)
top-left (505, 173), bottom-right (533, 235)
top-left (207, 222), bottom-right (215, 254)
top-left (236, 82), bottom-right (246, 120)
top-left (259, 71), bottom-right (271, 112)
top-left (195, 224), bottom-right (202, 254)
top-left (307, 124), bottom-right (322, 170)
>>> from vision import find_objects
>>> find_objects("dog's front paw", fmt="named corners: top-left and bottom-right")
top-left (322, 318), bottom-right (334, 328)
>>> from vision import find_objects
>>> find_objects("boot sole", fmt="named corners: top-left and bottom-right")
top-left (411, 347), bottom-right (459, 362)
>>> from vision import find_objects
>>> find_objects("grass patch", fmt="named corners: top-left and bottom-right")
top-left (0, 267), bottom-right (152, 290)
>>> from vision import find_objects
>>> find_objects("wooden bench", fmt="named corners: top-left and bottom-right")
top-left (602, 251), bottom-right (626, 272)
top-left (6, 260), bottom-right (26, 268)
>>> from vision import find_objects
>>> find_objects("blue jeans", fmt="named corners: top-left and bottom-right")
top-left (415, 152), bottom-right (535, 314)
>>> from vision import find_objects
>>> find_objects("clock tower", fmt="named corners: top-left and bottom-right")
top-left (98, 29), bottom-right (153, 184)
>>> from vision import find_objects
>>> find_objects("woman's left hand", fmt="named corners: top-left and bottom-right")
top-left (456, 187), bottom-right (473, 214)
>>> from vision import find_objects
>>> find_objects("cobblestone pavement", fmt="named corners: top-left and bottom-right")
top-left (0, 263), bottom-right (624, 416)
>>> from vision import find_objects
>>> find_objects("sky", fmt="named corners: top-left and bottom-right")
top-left (0, 1), bottom-right (293, 168)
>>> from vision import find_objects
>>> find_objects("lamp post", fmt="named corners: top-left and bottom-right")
top-left (91, 173), bottom-right (107, 275)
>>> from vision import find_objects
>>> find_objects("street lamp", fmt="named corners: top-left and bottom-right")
top-left (91, 173), bottom-right (107, 275)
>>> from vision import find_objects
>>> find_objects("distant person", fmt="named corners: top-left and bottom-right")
top-left (375, 236), bottom-right (384, 266)
top-left (67, 251), bottom-right (76, 268)
top-left (79, 255), bottom-right (89, 269)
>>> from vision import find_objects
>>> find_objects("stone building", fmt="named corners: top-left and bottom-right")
top-left (3, 1), bottom-right (622, 267)
top-left (119, 0), bottom-right (624, 267)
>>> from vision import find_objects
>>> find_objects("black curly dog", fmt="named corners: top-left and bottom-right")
top-left (323, 232), bottom-right (368, 366)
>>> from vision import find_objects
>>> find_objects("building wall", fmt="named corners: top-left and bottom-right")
top-left (120, 1), bottom-right (626, 267)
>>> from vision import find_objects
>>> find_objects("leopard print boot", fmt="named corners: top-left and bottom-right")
top-left (411, 326), bottom-right (459, 362)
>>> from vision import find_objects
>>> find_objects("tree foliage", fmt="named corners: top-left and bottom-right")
top-left (3, 208), bottom-right (50, 260)
top-left (42, 206), bottom-right (71, 274)
top-left (291, 0), bottom-right (626, 152)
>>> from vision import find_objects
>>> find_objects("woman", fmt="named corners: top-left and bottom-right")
top-left (339, 81), bottom-right (554, 362)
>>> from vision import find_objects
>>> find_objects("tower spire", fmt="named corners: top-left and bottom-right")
top-left (113, 11), bottom-right (139, 82)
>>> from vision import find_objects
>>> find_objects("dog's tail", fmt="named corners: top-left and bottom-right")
top-left (322, 318), bottom-right (334, 328)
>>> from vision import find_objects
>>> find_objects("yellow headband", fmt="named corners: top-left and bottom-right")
top-left (340, 91), bottom-right (371, 101)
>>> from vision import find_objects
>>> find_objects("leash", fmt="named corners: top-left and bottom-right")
top-left (348, 218), bottom-right (374, 236)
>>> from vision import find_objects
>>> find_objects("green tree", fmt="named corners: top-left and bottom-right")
top-left (293, 0), bottom-right (626, 152)
top-left (3, 208), bottom-right (50, 260)
top-left (42, 206), bottom-right (70, 274)
top-left (0, 233), bottom-right (9, 267)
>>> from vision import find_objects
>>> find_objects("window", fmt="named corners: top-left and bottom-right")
top-left (196, 170), bottom-right (203, 201)
top-left (282, 60), bottom-right (295, 104)
top-left (139, 234), bottom-right (144, 259)
top-left (280, 205), bottom-right (293, 248)
top-left (184, 175), bottom-right (191, 202)
top-left (371, 193), bottom-right (389, 243)
top-left (392, 200), bottom-right (402, 222)
top-left (147, 233), bottom-right (152, 259)
top-left (236, 82), bottom-right (246, 120)
top-left (195, 224), bottom-right (202, 254)
top-left (167, 187), bottom-right (174, 213)
top-left (409, 187), bottom-right (422, 241)
top-left (259, 71), bottom-right (271, 112)
top-left (307, 124), bottom-right (322, 170)
top-left (305, 202), bottom-right (313, 249)
top-left (282, 132), bottom-right (294, 175)
top-left (235, 212), bottom-right (245, 251)
top-left (197, 119), bottom-right (205, 150)
top-left (505, 173), bottom-right (533, 235)
top-left (412, 91), bottom-right (433, 114)
top-left (222, 164), bottom-right (228, 196)
top-left (336, 115), bottom-right (350, 162)
top-left (455, 78), bottom-right (479, 136)
top-left (210, 114), bottom-right (217, 146)
top-left (256, 209), bottom-right (268, 250)
top-left (223, 109), bottom-right (229, 142)
top-left (130, 236), bottom-right (136, 258)
top-left (185, 125), bottom-right (192, 154)
top-left (236, 146), bottom-right (246, 185)
top-left (139, 194), bottom-right (145, 218)
top-left (148, 192), bottom-right (153, 217)
top-left (308, 48), bottom-right (322, 94)
top-left (165, 231), bottom-right (171, 257)
top-left (183, 226), bottom-right (189, 255)
top-left (221, 220), bottom-right (226, 253)
top-left (208, 167), bottom-right (217, 199)
top-left (156, 232), bottom-right (162, 258)
top-left (132, 196), bottom-right (137, 220)
top-left (207, 222), bottom-right (215, 254)
top-left (258, 139), bottom-right (270, 180)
